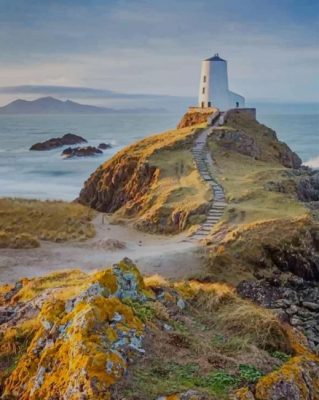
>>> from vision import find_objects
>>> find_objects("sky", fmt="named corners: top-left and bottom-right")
top-left (0, 0), bottom-right (318, 105)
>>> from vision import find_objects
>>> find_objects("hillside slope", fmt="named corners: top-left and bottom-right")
top-left (79, 109), bottom-right (306, 235)
top-left (79, 124), bottom-right (211, 233)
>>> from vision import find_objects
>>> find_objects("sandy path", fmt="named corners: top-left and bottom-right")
top-left (0, 214), bottom-right (204, 284)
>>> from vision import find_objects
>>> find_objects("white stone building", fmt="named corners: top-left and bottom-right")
top-left (198, 54), bottom-right (245, 110)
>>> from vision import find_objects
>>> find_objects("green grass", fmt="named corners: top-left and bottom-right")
top-left (124, 360), bottom-right (265, 399)
top-left (124, 361), bottom-right (239, 399)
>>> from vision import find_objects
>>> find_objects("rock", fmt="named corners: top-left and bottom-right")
top-left (177, 298), bottom-right (186, 310)
top-left (30, 133), bottom-right (87, 150)
top-left (0, 258), bottom-right (147, 399)
top-left (286, 304), bottom-right (298, 315)
top-left (98, 142), bottom-right (112, 150)
top-left (234, 357), bottom-right (319, 400)
top-left (297, 171), bottom-right (319, 202)
top-left (212, 129), bottom-right (261, 159)
top-left (290, 317), bottom-right (301, 326)
top-left (302, 301), bottom-right (319, 311)
top-left (163, 323), bottom-right (173, 331)
top-left (237, 275), bottom-right (319, 353)
top-left (61, 146), bottom-right (103, 158)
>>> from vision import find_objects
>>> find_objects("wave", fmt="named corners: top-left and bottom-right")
top-left (304, 155), bottom-right (319, 169)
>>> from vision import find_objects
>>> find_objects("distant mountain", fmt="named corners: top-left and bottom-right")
top-left (0, 85), bottom-right (194, 113)
top-left (0, 97), bottom-right (167, 114)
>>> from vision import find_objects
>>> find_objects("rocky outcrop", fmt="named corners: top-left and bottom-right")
top-left (61, 145), bottom-right (103, 158)
top-left (237, 275), bottom-right (319, 353)
top-left (78, 155), bottom-right (158, 212)
top-left (211, 129), bottom-right (261, 159)
top-left (98, 142), bottom-right (112, 150)
top-left (1, 259), bottom-right (147, 399)
top-left (30, 133), bottom-right (87, 150)
top-left (218, 112), bottom-right (302, 169)
top-left (177, 107), bottom-right (217, 128)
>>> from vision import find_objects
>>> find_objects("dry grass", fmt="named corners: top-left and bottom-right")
top-left (0, 198), bottom-right (95, 248)
top-left (122, 148), bottom-right (211, 232)
top-left (208, 141), bottom-right (307, 227)
top-left (109, 125), bottom-right (211, 233)
top-left (178, 280), bottom-right (290, 352)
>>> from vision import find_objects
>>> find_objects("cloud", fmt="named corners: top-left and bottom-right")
top-left (0, 0), bottom-right (318, 102)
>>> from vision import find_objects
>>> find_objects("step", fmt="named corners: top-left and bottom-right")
top-left (206, 218), bottom-right (220, 223)
top-left (191, 231), bottom-right (207, 236)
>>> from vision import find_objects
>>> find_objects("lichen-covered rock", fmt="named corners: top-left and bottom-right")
top-left (234, 356), bottom-right (319, 400)
top-left (0, 258), bottom-right (149, 400)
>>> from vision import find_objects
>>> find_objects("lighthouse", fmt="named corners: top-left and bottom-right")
top-left (198, 54), bottom-right (245, 110)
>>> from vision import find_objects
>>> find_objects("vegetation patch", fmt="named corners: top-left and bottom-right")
top-left (0, 197), bottom-right (95, 247)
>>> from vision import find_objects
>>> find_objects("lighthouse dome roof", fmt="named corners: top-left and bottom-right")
top-left (205, 53), bottom-right (225, 62)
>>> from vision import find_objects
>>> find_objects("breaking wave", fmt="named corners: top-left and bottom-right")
top-left (304, 155), bottom-right (319, 169)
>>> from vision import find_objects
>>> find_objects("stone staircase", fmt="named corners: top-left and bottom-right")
top-left (189, 113), bottom-right (227, 241)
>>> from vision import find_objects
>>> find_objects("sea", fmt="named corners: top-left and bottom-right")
top-left (0, 106), bottom-right (318, 201)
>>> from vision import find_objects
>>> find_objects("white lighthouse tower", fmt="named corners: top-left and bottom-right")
top-left (198, 54), bottom-right (245, 110)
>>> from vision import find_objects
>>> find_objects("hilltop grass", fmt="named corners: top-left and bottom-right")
top-left (0, 198), bottom-right (95, 248)
top-left (208, 142), bottom-right (307, 226)
top-left (109, 124), bottom-right (212, 233)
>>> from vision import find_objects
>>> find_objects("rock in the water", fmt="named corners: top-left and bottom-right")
top-left (30, 133), bottom-right (87, 150)
top-left (61, 146), bottom-right (103, 158)
top-left (98, 142), bottom-right (112, 150)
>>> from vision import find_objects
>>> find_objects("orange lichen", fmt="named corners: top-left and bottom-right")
top-left (1, 259), bottom-right (148, 399)
top-left (254, 356), bottom-right (319, 400)
top-left (234, 325), bottom-right (319, 399)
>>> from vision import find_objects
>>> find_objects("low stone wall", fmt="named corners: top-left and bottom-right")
top-left (225, 108), bottom-right (257, 121)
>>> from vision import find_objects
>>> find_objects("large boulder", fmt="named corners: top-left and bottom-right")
top-left (30, 133), bottom-right (87, 151)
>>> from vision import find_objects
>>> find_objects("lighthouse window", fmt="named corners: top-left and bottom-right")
top-left (202, 87), bottom-right (205, 94)
top-left (203, 75), bottom-right (206, 83)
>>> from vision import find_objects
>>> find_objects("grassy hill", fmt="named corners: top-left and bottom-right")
top-left (78, 123), bottom-right (211, 233)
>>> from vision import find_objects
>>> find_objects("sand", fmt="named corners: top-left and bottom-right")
top-left (0, 214), bottom-right (205, 284)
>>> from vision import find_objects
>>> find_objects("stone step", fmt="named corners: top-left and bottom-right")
top-left (206, 218), bottom-right (220, 223)
top-left (191, 232), bottom-right (207, 236)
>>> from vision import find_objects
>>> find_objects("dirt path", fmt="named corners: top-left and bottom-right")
top-left (0, 117), bottom-right (229, 284)
top-left (0, 214), bottom-right (204, 284)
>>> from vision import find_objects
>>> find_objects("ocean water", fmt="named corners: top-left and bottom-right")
top-left (0, 110), bottom-right (318, 201)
